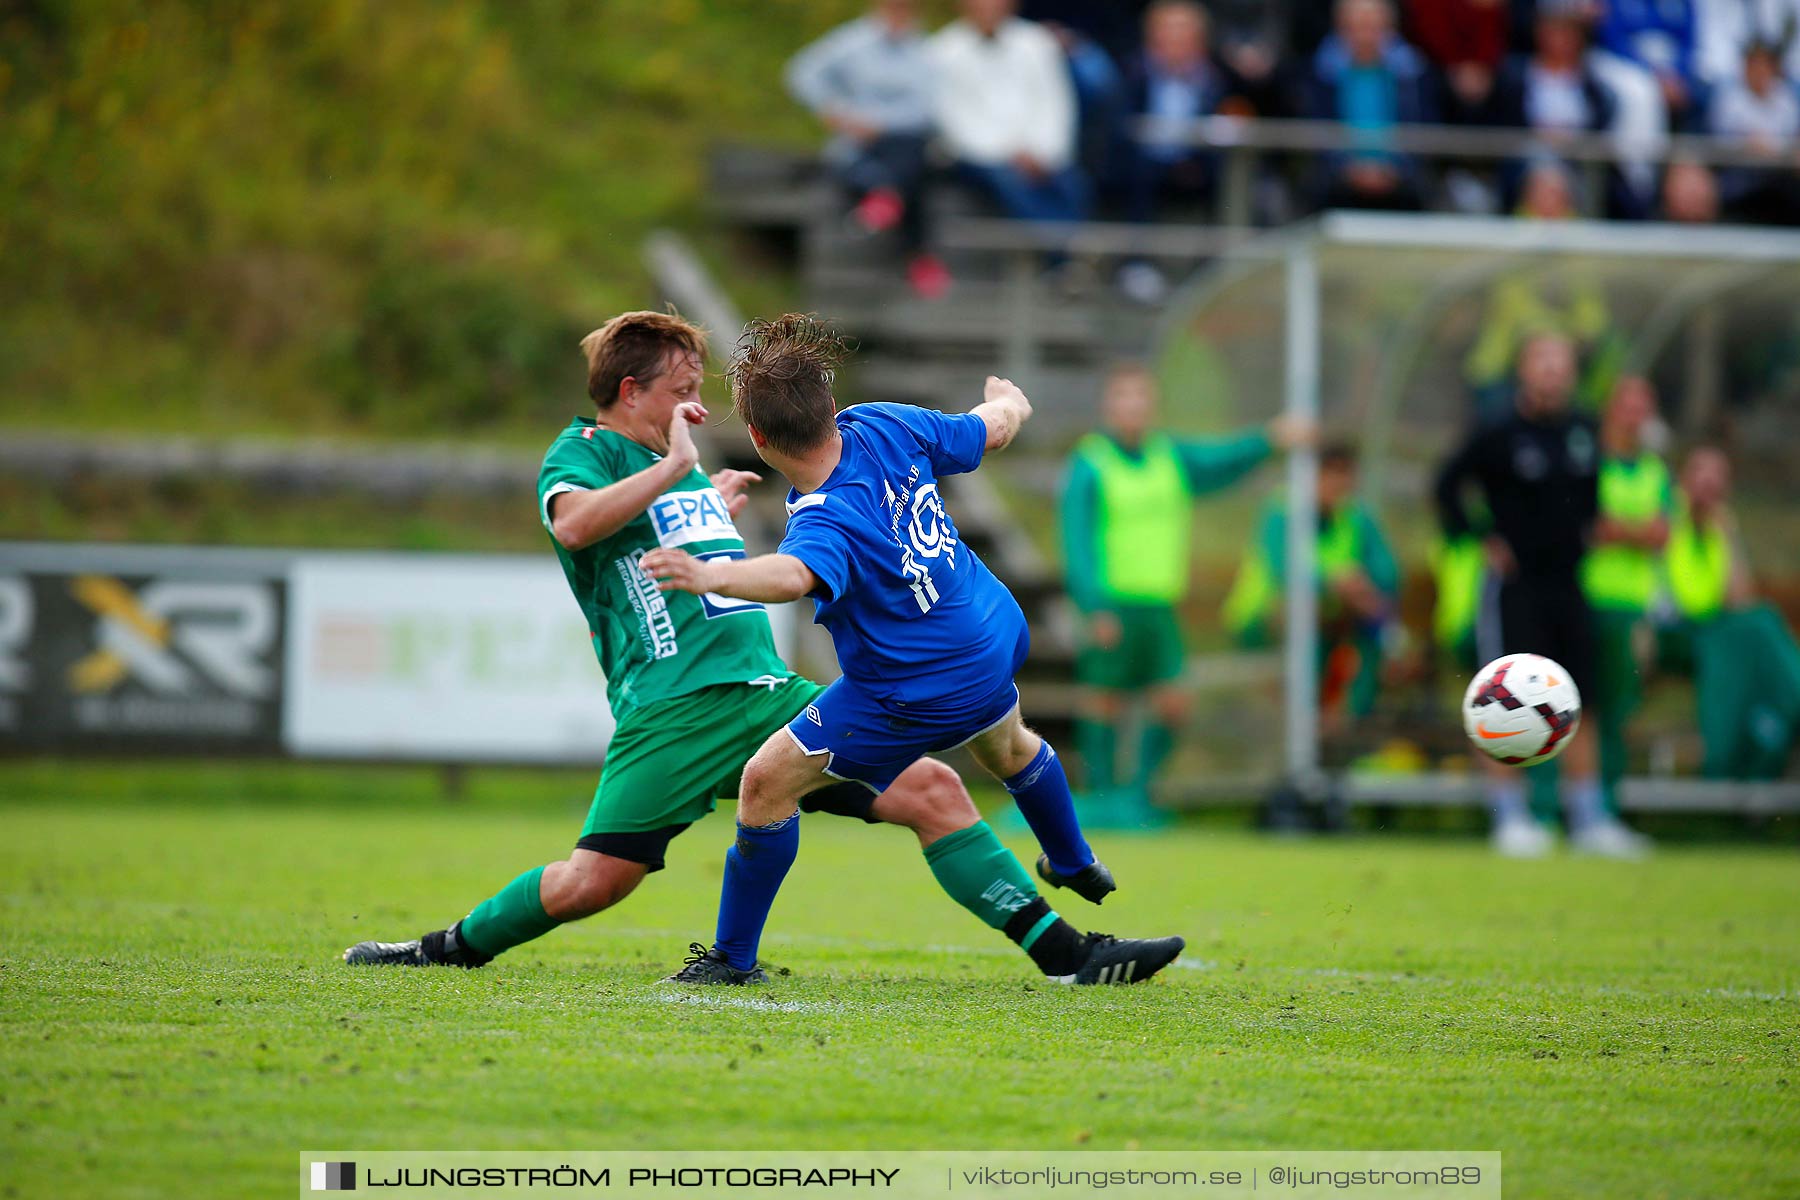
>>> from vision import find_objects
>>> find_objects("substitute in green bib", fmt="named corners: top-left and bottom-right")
top-left (1667, 447), bottom-right (1800, 781)
top-left (1579, 378), bottom-right (1671, 833)
top-left (1060, 362), bottom-right (1307, 826)
top-left (1223, 442), bottom-right (1397, 723)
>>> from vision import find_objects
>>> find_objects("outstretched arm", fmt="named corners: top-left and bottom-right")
top-left (972, 376), bottom-right (1032, 454)
top-left (639, 549), bottom-right (818, 604)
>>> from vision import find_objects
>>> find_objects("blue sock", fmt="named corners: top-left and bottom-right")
top-left (1488, 780), bottom-right (1530, 826)
top-left (713, 812), bottom-right (800, 970)
top-left (1003, 741), bottom-right (1093, 878)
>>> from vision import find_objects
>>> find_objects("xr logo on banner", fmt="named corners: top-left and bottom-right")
top-left (66, 575), bottom-right (275, 698)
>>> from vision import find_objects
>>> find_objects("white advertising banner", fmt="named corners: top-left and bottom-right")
top-left (284, 554), bottom-right (614, 762)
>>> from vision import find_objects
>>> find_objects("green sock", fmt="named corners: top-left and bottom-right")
top-left (457, 865), bottom-right (556, 959)
top-left (923, 821), bottom-right (1044, 932)
top-left (1135, 722), bottom-right (1176, 790)
top-left (1077, 718), bottom-right (1117, 792)
top-left (1598, 714), bottom-right (1628, 818)
top-left (1527, 759), bottom-right (1561, 825)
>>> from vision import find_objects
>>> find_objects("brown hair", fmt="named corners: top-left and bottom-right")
top-left (578, 310), bottom-right (707, 409)
top-left (1320, 438), bottom-right (1359, 469)
top-left (727, 314), bottom-right (851, 455)
top-left (1103, 360), bottom-right (1155, 388)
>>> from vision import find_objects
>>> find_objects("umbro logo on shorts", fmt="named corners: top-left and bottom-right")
top-left (804, 705), bottom-right (822, 725)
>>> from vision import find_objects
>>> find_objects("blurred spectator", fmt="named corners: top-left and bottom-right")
top-left (1660, 157), bottom-right (1722, 221)
top-left (1289, 2), bottom-right (1340, 62)
top-left (1041, 22), bottom-right (1128, 188)
top-left (1403, 0), bottom-right (1509, 123)
top-left (1696, 0), bottom-right (1800, 90)
top-left (1494, 2), bottom-right (1616, 143)
top-left (786, 0), bottom-right (951, 299)
top-left (1516, 155), bottom-right (1582, 216)
top-left (1116, 1), bottom-right (1237, 303)
top-left (1436, 333), bottom-right (1647, 858)
top-left (1222, 441), bottom-right (1399, 723)
top-left (1709, 37), bottom-right (1800, 224)
top-left (1581, 377), bottom-right (1673, 827)
top-left (1302, 0), bottom-right (1437, 211)
top-left (930, 0), bottom-right (1089, 228)
top-left (1019, 0), bottom-right (1148, 62)
top-left (1060, 363), bottom-right (1301, 827)
top-left (1667, 447), bottom-right (1800, 779)
top-left (1209, 0), bottom-right (1294, 112)
top-left (1588, 43), bottom-right (1670, 216)
top-left (1597, 0), bottom-right (1709, 129)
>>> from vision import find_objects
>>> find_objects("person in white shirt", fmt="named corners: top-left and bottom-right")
top-left (929, 0), bottom-right (1090, 227)
top-left (1696, 0), bottom-right (1800, 90)
top-left (1708, 37), bottom-right (1800, 222)
top-left (787, 0), bottom-right (953, 299)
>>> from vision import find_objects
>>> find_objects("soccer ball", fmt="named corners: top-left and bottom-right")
top-left (1462, 653), bottom-right (1582, 767)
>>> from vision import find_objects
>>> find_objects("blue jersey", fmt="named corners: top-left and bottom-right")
top-left (778, 402), bottom-right (1029, 705)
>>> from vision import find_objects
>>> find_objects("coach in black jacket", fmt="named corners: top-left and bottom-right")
top-left (1436, 332), bottom-right (1635, 858)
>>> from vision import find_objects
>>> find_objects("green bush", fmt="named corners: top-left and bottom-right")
top-left (0, 0), bottom-right (881, 440)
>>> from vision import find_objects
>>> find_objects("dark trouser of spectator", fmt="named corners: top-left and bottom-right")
top-left (839, 133), bottom-right (932, 255)
top-left (1064, 38), bottom-right (1126, 186)
top-left (958, 161), bottom-right (1091, 225)
top-left (1126, 150), bottom-right (1217, 223)
top-left (1719, 168), bottom-right (1800, 227)
top-left (1320, 157), bottom-right (1424, 211)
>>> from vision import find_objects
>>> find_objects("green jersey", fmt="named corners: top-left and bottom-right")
top-left (537, 417), bottom-right (790, 721)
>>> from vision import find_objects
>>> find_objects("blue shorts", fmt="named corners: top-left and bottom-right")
top-left (785, 676), bottom-right (1022, 793)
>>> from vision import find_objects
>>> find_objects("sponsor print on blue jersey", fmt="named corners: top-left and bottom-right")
top-left (648, 486), bottom-right (740, 549)
top-left (776, 403), bottom-right (1029, 704)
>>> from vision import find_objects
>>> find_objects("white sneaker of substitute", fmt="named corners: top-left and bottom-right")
top-left (1492, 817), bottom-right (1556, 858)
top-left (1569, 818), bottom-right (1653, 859)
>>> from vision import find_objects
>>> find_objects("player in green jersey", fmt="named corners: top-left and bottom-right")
top-left (343, 311), bottom-right (1101, 981)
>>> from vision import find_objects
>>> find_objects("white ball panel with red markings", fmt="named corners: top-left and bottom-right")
top-left (1461, 653), bottom-right (1583, 768)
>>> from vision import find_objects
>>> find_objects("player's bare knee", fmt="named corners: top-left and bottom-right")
top-left (999, 721), bottom-right (1042, 777)
top-left (876, 759), bottom-right (977, 844)
top-left (554, 854), bottom-right (642, 919)
top-left (914, 759), bottom-right (980, 828)
top-left (737, 755), bottom-right (796, 828)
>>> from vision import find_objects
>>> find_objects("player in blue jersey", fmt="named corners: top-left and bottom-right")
top-left (641, 315), bottom-right (1185, 985)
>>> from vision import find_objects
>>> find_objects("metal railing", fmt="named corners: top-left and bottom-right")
top-left (1137, 114), bottom-right (1796, 225)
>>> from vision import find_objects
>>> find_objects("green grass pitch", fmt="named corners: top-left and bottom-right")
top-left (1, 762), bottom-right (1796, 1199)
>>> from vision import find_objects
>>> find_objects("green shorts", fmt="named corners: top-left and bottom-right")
top-left (579, 675), bottom-right (823, 841)
top-left (1076, 603), bottom-right (1187, 692)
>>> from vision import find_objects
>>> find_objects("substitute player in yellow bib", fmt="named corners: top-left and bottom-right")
top-left (1575, 377), bottom-right (1668, 853)
top-left (1666, 447), bottom-right (1800, 781)
top-left (1060, 363), bottom-right (1309, 826)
